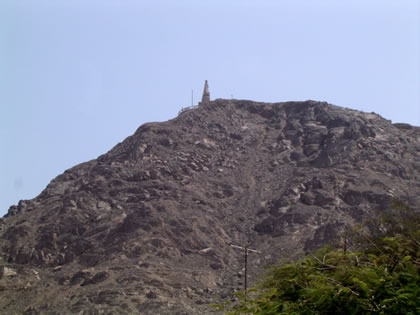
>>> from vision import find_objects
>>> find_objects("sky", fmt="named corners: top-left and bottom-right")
top-left (0, 0), bottom-right (419, 216)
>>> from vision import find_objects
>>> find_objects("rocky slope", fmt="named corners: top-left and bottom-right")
top-left (1, 99), bottom-right (419, 314)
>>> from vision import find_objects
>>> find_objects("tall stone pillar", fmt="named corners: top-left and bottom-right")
top-left (201, 80), bottom-right (210, 103)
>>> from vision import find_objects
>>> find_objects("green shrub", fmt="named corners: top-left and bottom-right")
top-left (217, 202), bottom-right (420, 314)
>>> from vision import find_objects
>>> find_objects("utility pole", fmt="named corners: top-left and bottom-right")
top-left (230, 244), bottom-right (261, 298)
top-left (343, 226), bottom-right (350, 255)
top-left (343, 234), bottom-right (347, 254)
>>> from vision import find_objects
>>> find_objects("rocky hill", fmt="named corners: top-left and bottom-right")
top-left (1, 99), bottom-right (419, 314)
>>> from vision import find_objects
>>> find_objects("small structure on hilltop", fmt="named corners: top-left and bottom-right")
top-left (179, 80), bottom-right (210, 115)
top-left (199, 80), bottom-right (210, 105)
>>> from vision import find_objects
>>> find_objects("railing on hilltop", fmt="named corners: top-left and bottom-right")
top-left (178, 105), bottom-right (199, 115)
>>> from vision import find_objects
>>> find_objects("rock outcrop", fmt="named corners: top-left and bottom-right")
top-left (1, 99), bottom-right (419, 314)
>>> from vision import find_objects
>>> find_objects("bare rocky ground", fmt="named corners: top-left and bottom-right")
top-left (1, 99), bottom-right (419, 314)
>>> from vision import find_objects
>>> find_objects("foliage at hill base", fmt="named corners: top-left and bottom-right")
top-left (214, 202), bottom-right (420, 314)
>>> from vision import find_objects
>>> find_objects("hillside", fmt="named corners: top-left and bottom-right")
top-left (1, 98), bottom-right (420, 314)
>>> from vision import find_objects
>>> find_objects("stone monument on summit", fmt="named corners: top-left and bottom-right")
top-left (199, 80), bottom-right (210, 105)
top-left (179, 80), bottom-right (210, 114)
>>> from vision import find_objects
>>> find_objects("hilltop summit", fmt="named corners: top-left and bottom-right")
top-left (1, 99), bottom-right (419, 314)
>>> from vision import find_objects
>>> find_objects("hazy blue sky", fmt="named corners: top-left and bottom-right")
top-left (1, 0), bottom-right (419, 216)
